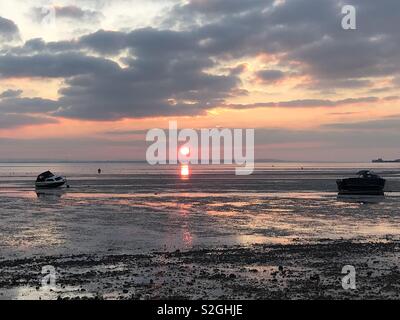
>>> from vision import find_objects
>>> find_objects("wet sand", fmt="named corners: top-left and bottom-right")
top-left (1, 240), bottom-right (400, 300)
top-left (2, 163), bottom-right (400, 300)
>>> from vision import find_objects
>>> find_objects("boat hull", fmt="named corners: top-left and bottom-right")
top-left (336, 178), bottom-right (386, 195)
top-left (35, 180), bottom-right (66, 189)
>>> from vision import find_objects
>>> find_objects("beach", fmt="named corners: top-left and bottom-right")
top-left (1, 162), bottom-right (400, 299)
top-left (1, 241), bottom-right (400, 300)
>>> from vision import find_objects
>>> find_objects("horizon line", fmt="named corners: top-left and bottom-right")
top-left (0, 159), bottom-right (380, 164)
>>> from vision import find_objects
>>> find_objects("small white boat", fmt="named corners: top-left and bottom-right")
top-left (35, 171), bottom-right (67, 189)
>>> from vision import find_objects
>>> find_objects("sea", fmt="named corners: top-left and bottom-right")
top-left (1, 162), bottom-right (400, 259)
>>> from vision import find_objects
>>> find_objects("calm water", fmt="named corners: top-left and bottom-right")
top-left (1, 162), bottom-right (400, 259)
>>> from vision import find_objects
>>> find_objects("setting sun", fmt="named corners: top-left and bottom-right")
top-left (180, 146), bottom-right (190, 157)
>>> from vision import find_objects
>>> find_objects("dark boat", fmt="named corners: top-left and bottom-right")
top-left (35, 171), bottom-right (67, 189)
top-left (336, 170), bottom-right (386, 195)
top-left (372, 158), bottom-right (400, 163)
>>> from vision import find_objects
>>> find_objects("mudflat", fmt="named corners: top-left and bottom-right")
top-left (1, 240), bottom-right (399, 300)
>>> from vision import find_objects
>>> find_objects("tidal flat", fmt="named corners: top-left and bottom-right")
top-left (1, 162), bottom-right (400, 299)
top-left (1, 240), bottom-right (400, 300)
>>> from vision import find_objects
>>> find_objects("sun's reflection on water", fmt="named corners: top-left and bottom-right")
top-left (180, 165), bottom-right (190, 180)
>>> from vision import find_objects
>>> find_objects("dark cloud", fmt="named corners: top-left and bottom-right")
top-left (169, 0), bottom-right (400, 90)
top-left (0, 94), bottom-right (59, 129)
top-left (0, 94), bottom-right (60, 129)
top-left (0, 16), bottom-right (20, 42)
top-left (225, 97), bottom-right (380, 109)
top-left (0, 114), bottom-right (58, 129)
top-left (1, 0), bottom-right (399, 121)
top-left (55, 5), bottom-right (103, 21)
top-left (227, 64), bottom-right (247, 76)
top-left (368, 86), bottom-right (398, 94)
top-left (0, 53), bottom-right (119, 78)
top-left (79, 30), bottom-right (127, 55)
top-left (31, 5), bottom-right (103, 24)
top-left (256, 69), bottom-right (286, 83)
top-left (56, 28), bottom-right (241, 120)
top-left (0, 27), bottom-right (242, 120)
top-left (0, 97), bottom-right (59, 114)
top-left (328, 111), bottom-right (363, 116)
top-left (254, 127), bottom-right (400, 149)
top-left (7, 38), bottom-right (80, 55)
top-left (173, 0), bottom-right (269, 16)
top-left (383, 95), bottom-right (399, 101)
top-left (288, 36), bottom-right (399, 84)
top-left (0, 89), bottom-right (23, 99)
top-left (324, 115), bottom-right (400, 130)
top-left (163, 0), bottom-right (270, 30)
top-left (104, 129), bottom-right (148, 135)
top-left (299, 79), bottom-right (373, 92)
top-left (55, 60), bottom-right (239, 120)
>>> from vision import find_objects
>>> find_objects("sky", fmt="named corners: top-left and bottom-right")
top-left (0, 0), bottom-right (399, 161)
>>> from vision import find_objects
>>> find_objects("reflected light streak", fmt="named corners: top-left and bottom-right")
top-left (180, 165), bottom-right (190, 179)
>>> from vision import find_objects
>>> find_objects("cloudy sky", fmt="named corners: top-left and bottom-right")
top-left (0, 0), bottom-right (399, 161)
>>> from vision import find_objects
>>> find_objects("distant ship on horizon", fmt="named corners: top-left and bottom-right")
top-left (372, 158), bottom-right (400, 163)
